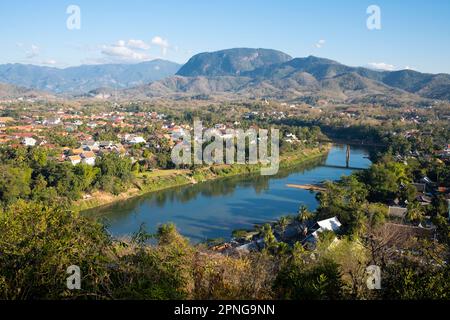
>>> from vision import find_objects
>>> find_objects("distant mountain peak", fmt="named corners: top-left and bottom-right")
top-left (176, 48), bottom-right (293, 77)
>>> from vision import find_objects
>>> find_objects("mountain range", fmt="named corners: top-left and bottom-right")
top-left (0, 83), bottom-right (54, 100)
top-left (0, 59), bottom-right (181, 94)
top-left (1, 48), bottom-right (450, 103)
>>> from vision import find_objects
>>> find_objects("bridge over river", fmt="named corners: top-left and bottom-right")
top-left (319, 142), bottom-right (377, 170)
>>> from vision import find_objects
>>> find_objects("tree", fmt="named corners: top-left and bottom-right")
top-left (31, 174), bottom-right (58, 205)
top-left (42, 162), bottom-right (83, 200)
top-left (316, 176), bottom-right (370, 236)
top-left (362, 162), bottom-right (409, 202)
top-left (388, 135), bottom-right (411, 155)
top-left (383, 258), bottom-right (450, 300)
top-left (73, 164), bottom-right (100, 192)
top-left (0, 201), bottom-right (112, 299)
top-left (406, 202), bottom-right (424, 223)
top-left (261, 224), bottom-right (277, 252)
top-left (321, 238), bottom-right (371, 299)
top-left (297, 205), bottom-right (312, 223)
top-left (0, 165), bottom-right (32, 204)
top-left (399, 183), bottom-right (417, 204)
top-left (95, 153), bottom-right (133, 194)
top-left (365, 203), bottom-right (388, 228)
top-left (277, 216), bottom-right (290, 236)
top-left (29, 147), bottom-right (48, 167)
top-left (274, 257), bottom-right (343, 300)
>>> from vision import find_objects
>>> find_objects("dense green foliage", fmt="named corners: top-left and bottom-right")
top-left (1, 201), bottom-right (447, 300)
top-left (0, 146), bottom-right (134, 207)
top-left (0, 113), bottom-right (448, 300)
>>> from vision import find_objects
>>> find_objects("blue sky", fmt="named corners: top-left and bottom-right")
top-left (0, 0), bottom-right (449, 73)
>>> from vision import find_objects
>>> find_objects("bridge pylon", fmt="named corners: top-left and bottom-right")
top-left (346, 145), bottom-right (350, 168)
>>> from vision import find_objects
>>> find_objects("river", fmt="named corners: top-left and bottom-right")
top-left (88, 144), bottom-right (372, 242)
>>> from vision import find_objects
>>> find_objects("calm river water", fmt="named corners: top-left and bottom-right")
top-left (88, 145), bottom-right (372, 242)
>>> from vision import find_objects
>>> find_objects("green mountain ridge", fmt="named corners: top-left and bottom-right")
top-left (2, 48), bottom-right (450, 103)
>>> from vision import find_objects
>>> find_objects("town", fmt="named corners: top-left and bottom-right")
top-left (1, 0), bottom-right (450, 305)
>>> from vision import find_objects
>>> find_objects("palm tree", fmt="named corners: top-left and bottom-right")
top-left (406, 202), bottom-right (424, 223)
top-left (277, 216), bottom-right (290, 233)
top-left (261, 224), bottom-right (277, 250)
top-left (297, 205), bottom-right (312, 223)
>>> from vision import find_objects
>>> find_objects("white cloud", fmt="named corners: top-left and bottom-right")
top-left (126, 39), bottom-right (150, 50)
top-left (116, 40), bottom-right (126, 47)
top-left (314, 39), bottom-right (326, 48)
top-left (99, 39), bottom-right (154, 63)
top-left (101, 44), bottom-right (151, 62)
top-left (367, 62), bottom-right (397, 71)
top-left (151, 36), bottom-right (169, 55)
top-left (41, 59), bottom-right (57, 65)
top-left (115, 39), bottom-right (151, 50)
top-left (151, 36), bottom-right (169, 47)
top-left (26, 44), bottom-right (40, 59)
top-left (86, 37), bottom-right (175, 64)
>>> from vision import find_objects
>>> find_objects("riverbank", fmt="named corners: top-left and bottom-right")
top-left (76, 144), bottom-right (331, 212)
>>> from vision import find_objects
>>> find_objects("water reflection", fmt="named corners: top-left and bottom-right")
top-left (87, 145), bottom-right (372, 242)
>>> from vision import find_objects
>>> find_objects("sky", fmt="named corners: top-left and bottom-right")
top-left (0, 0), bottom-right (449, 73)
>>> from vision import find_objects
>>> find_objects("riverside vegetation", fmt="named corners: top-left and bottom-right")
top-left (76, 145), bottom-right (329, 211)
top-left (1, 34), bottom-right (450, 301)
top-left (0, 116), bottom-right (449, 300)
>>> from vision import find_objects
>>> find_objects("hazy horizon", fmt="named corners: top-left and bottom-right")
top-left (1, 0), bottom-right (450, 73)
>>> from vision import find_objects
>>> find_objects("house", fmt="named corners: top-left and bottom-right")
top-left (43, 118), bottom-right (61, 126)
top-left (420, 176), bottom-right (434, 185)
top-left (99, 141), bottom-right (124, 151)
top-left (416, 194), bottom-right (432, 205)
top-left (382, 222), bottom-right (436, 244)
top-left (169, 127), bottom-right (188, 141)
top-left (68, 155), bottom-right (81, 166)
top-left (315, 216), bottom-right (342, 234)
top-left (80, 151), bottom-right (96, 166)
top-left (21, 137), bottom-right (37, 146)
top-left (81, 140), bottom-right (99, 152)
top-left (303, 216), bottom-right (342, 246)
top-left (71, 148), bottom-right (84, 155)
top-left (412, 183), bottom-right (426, 193)
top-left (444, 144), bottom-right (450, 154)
top-left (285, 133), bottom-right (299, 144)
top-left (127, 135), bottom-right (146, 144)
top-left (0, 117), bottom-right (14, 124)
top-left (388, 206), bottom-right (408, 219)
top-left (99, 141), bottom-right (114, 149)
top-left (286, 133), bottom-right (298, 139)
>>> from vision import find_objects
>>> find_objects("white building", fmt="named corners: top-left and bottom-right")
top-left (304, 216), bottom-right (342, 245)
top-left (81, 151), bottom-right (96, 166)
top-left (126, 135), bottom-right (146, 144)
top-left (22, 137), bottom-right (37, 146)
top-left (43, 118), bottom-right (61, 126)
top-left (68, 155), bottom-right (81, 166)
